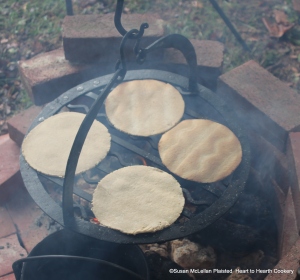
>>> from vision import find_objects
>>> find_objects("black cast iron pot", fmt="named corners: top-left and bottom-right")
top-left (13, 229), bottom-right (149, 280)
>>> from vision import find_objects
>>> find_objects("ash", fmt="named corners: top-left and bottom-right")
top-left (140, 183), bottom-right (278, 280)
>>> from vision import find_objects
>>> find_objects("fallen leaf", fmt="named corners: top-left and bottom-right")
top-left (124, 7), bottom-right (130, 13)
top-left (5, 105), bottom-right (11, 115)
top-left (0, 39), bottom-right (8, 44)
top-left (262, 17), bottom-right (294, 38)
top-left (80, 0), bottom-right (97, 8)
top-left (22, 2), bottom-right (28, 11)
top-left (274, 10), bottom-right (289, 25)
top-left (248, 37), bottom-right (259, 41)
top-left (33, 40), bottom-right (43, 54)
top-left (192, 1), bottom-right (203, 8)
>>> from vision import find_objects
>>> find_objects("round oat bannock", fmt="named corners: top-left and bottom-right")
top-left (105, 79), bottom-right (185, 136)
top-left (92, 165), bottom-right (184, 235)
top-left (158, 119), bottom-right (242, 183)
top-left (22, 112), bottom-right (111, 177)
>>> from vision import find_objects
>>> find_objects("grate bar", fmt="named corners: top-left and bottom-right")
top-left (40, 174), bottom-right (92, 202)
top-left (111, 134), bottom-right (163, 166)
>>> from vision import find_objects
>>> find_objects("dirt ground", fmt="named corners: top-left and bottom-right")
top-left (1, 0), bottom-right (300, 135)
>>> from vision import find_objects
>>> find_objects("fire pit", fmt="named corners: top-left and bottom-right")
top-left (16, 0), bottom-right (253, 278)
top-left (19, 0), bottom-right (250, 243)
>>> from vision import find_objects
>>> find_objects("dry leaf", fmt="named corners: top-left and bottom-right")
top-left (192, 1), bottom-right (203, 8)
top-left (80, 0), bottom-right (97, 8)
top-left (262, 17), bottom-right (294, 38)
top-left (33, 40), bottom-right (43, 54)
top-left (274, 10), bottom-right (289, 25)
top-left (248, 37), bottom-right (259, 42)
top-left (0, 39), bottom-right (8, 44)
top-left (291, 67), bottom-right (298, 72)
top-left (22, 2), bottom-right (28, 12)
top-left (124, 7), bottom-right (130, 13)
top-left (5, 105), bottom-right (11, 115)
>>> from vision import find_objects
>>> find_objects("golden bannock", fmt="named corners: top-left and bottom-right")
top-left (92, 165), bottom-right (185, 235)
top-left (22, 112), bottom-right (111, 177)
top-left (158, 119), bottom-right (242, 183)
top-left (105, 79), bottom-right (185, 136)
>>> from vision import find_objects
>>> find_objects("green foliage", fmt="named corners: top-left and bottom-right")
top-left (17, 88), bottom-right (33, 109)
top-left (261, 50), bottom-right (281, 68)
top-left (1, 0), bottom-right (65, 39)
top-left (0, 0), bottom-right (298, 112)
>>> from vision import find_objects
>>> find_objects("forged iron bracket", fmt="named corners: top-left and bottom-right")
top-left (136, 34), bottom-right (199, 93)
top-left (115, 0), bottom-right (199, 93)
top-left (114, 0), bottom-right (149, 39)
top-left (115, 27), bottom-right (148, 74)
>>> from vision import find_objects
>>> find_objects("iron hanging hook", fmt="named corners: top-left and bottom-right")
top-left (114, 0), bottom-right (149, 39)
top-left (115, 26), bottom-right (149, 75)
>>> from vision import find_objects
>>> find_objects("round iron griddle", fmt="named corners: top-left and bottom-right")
top-left (20, 69), bottom-right (250, 244)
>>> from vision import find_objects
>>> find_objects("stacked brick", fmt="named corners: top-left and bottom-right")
top-left (0, 104), bottom-right (53, 278)
top-left (217, 60), bottom-right (300, 278)
top-left (18, 13), bottom-right (225, 106)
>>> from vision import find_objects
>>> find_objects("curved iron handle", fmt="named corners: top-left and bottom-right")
top-left (62, 68), bottom-right (125, 224)
top-left (13, 255), bottom-right (145, 280)
top-left (136, 34), bottom-right (199, 93)
top-left (114, 0), bottom-right (149, 39)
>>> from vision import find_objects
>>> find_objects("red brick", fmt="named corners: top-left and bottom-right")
top-left (280, 188), bottom-right (299, 258)
top-left (271, 179), bottom-right (286, 235)
top-left (0, 207), bottom-right (15, 238)
top-left (7, 106), bottom-right (42, 146)
top-left (0, 134), bottom-right (9, 146)
top-left (248, 130), bottom-right (288, 193)
top-left (62, 13), bottom-right (165, 62)
top-left (293, 0), bottom-right (300, 13)
top-left (18, 48), bottom-right (106, 105)
top-left (0, 234), bottom-right (27, 277)
top-left (287, 132), bottom-right (300, 232)
top-left (246, 169), bottom-right (286, 238)
top-left (0, 274), bottom-right (15, 280)
top-left (162, 40), bottom-right (224, 91)
top-left (0, 136), bottom-right (21, 203)
top-left (6, 188), bottom-right (59, 253)
top-left (266, 237), bottom-right (300, 279)
top-left (217, 60), bottom-right (300, 152)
